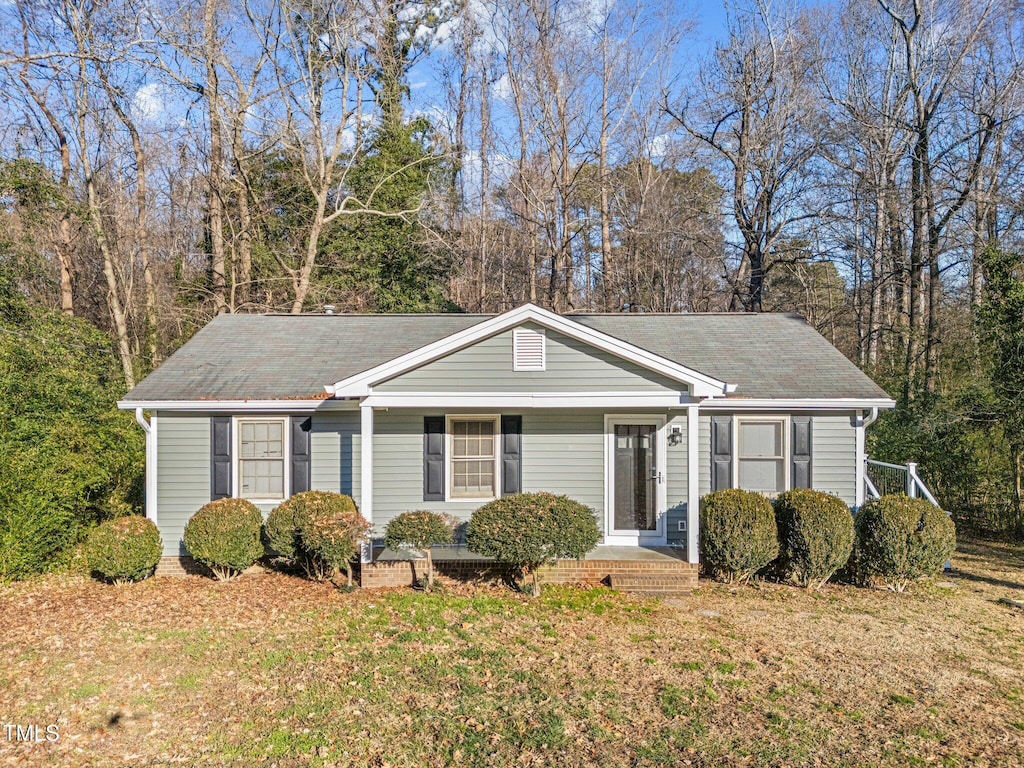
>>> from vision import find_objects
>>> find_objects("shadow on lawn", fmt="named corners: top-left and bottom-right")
top-left (949, 537), bottom-right (1024, 592)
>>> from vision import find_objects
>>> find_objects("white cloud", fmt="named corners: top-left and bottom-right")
top-left (131, 83), bottom-right (166, 122)
top-left (648, 133), bottom-right (672, 163)
top-left (491, 72), bottom-right (512, 101)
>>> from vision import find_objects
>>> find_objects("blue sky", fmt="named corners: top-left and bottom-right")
top-left (406, 0), bottom-right (734, 122)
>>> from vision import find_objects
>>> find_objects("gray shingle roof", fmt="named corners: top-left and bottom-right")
top-left (121, 312), bottom-right (890, 403)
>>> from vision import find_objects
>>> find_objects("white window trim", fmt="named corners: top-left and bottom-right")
top-left (603, 414), bottom-right (668, 546)
top-left (232, 415), bottom-right (290, 504)
top-left (445, 414), bottom-right (501, 503)
top-left (733, 415), bottom-right (790, 496)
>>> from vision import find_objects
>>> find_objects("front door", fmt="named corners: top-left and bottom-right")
top-left (607, 417), bottom-right (666, 542)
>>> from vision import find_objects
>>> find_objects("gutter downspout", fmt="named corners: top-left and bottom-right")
top-left (855, 408), bottom-right (879, 509)
top-left (862, 407), bottom-right (879, 430)
top-left (135, 408), bottom-right (158, 525)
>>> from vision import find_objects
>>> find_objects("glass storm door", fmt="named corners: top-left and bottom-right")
top-left (613, 423), bottom-right (659, 534)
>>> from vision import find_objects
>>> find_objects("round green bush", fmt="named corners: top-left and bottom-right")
top-left (85, 515), bottom-right (162, 585)
top-left (699, 489), bottom-right (778, 583)
top-left (183, 498), bottom-right (264, 581)
top-left (269, 492), bottom-right (370, 584)
top-left (264, 502), bottom-right (300, 561)
top-left (465, 492), bottom-right (600, 595)
top-left (383, 511), bottom-right (456, 589)
top-left (852, 494), bottom-right (956, 592)
top-left (773, 489), bottom-right (854, 588)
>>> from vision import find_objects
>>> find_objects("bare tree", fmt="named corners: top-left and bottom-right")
top-left (669, 0), bottom-right (821, 312)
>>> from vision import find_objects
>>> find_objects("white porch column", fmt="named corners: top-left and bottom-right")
top-left (686, 403), bottom-right (700, 564)
top-left (135, 408), bottom-right (158, 525)
top-left (854, 410), bottom-right (866, 507)
top-left (360, 403), bottom-right (374, 563)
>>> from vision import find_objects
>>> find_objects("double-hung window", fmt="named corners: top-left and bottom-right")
top-left (237, 418), bottom-right (287, 500)
top-left (736, 417), bottom-right (787, 496)
top-left (448, 416), bottom-right (499, 499)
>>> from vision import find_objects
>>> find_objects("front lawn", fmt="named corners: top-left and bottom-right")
top-left (1, 539), bottom-right (1023, 767)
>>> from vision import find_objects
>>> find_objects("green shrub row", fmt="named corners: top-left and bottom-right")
top-left (699, 488), bottom-right (955, 591)
top-left (181, 490), bottom-right (599, 595)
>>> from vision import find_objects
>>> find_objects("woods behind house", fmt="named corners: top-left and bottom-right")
top-left (1, 0), bottom-right (1023, 576)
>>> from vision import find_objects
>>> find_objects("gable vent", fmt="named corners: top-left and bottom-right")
top-left (513, 327), bottom-right (546, 371)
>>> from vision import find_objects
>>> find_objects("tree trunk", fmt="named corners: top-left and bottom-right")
top-left (17, 65), bottom-right (75, 315)
top-left (291, 198), bottom-right (327, 313)
top-left (96, 63), bottom-right (159, 366)
top-left (205, 0), bottom-right (227, 314)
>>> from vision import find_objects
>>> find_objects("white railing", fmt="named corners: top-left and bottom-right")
top-left (865, 458), bottom-right (940, 507)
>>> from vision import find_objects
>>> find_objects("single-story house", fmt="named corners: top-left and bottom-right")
top-left (118, 303), bottom-right (895, 590)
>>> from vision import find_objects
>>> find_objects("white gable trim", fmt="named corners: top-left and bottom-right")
top-left (327, 303), bottom-right (730, 398)
top-left (362, 392), bottom-right (699, 409)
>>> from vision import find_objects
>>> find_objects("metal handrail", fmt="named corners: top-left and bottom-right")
top-left (864, 456), bottom-right (940, 508)
top-left (865, 458), bottom-right (908, 471)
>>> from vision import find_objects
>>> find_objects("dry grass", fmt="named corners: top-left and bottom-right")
top-left (1, 538), bottom-right (1023, 767)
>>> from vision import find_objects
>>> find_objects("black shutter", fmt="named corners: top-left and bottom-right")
top-left (501, 415), bottom-right (522, 495)
top-left (791, 416), bottom-right (812, 489)
top-left (210, 416), bottom-right (232, 499)
top-left (423, 416), bottom-right (445, 501)
top-left (711, 415), bottom-right (733, 492)
top-left (291, 416), bottom-right (312, 494)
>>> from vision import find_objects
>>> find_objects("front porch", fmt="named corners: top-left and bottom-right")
top-left (359, 544), bottom-right (699, 596)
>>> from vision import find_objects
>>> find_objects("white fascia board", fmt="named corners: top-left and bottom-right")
top-left (117, 399), bottom-right (358, 412)
top-left (700, 398), bottom-right (896, 411)
top-left (329, 303), bottom-right (730, 398)
top-left (362, 392), bottom-right (701, 409)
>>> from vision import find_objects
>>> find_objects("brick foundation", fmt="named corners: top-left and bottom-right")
top-left (154, 555), bottom-right (206, 577)
top-left (157, 551), bottom-right (699, 596)
top-left (358, 556), bottom-right (514, 589)
top-left (359, 551), bottom-right (699, 595)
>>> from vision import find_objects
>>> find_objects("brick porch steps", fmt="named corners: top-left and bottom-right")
top-left (607, 574), bottom-right (693, 597)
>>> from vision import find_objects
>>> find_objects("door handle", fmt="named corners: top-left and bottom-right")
top-left (650, 468), bottom-right (662, 483)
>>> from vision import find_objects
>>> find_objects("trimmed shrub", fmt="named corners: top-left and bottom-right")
top-left (699, 489), bottom-right (778, 583)
top-left (383, 511), bottom-right (456, 589)
top-left (85, 515), bottom-right (162, 585)
top-left (465, 492), bottom-right (600, 596)
top-left (773, 489), bottom-right (854, 589)
top-left (852, 494), bottom-right (956, 592)
top-left (183, 498), bottom-right (264, 581)
top-left (264, 502), bottom-right (300, 562)
top-left (267, 492), bottom-right (370, 586)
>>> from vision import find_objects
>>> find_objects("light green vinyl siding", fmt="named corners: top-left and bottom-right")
top-left (809, 413), bottom-right (857, 506)
top-left (310, 412), bottom-right (360, 500)
top-left (370, 409), bottom-right (605, 533)
top-left (665, 414), bottom-right (689, 544)
top-left (155, 412), bottom-right (211, 556)
top-left (157, 411), bottom-right (365, 556)
top-left (520, 412), bottom-right (604, 526)
top-left (695, 411), bottom-right (857, 506)
top-left (375, 324), bottom-right (686, 394)
top-left (698, 414), bottom-right (712, 496)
